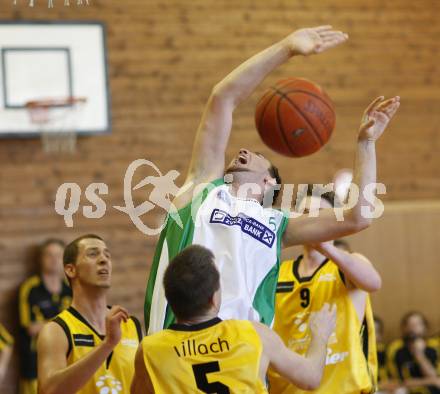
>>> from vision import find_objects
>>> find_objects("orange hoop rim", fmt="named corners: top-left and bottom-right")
top-left (25, 96), bottom-right (87, 109)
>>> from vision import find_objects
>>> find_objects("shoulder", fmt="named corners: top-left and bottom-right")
top-left (387, 339), bottom-right (405, 357)
top-left (38, 320), bottom-right (70, 357)
top-left (39, 320), bottom-right (69, 345)
top-left (19, 275), bottom-right (41, 294)
top-left (172, 177), bottom-right (225, 211)
top-left (127, 316), bottom-right (143, 342)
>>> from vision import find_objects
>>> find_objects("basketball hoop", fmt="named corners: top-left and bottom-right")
top-left (13, 0), bottom-right (90, 7)
top-left (25, 97), bottom-right (87, 154)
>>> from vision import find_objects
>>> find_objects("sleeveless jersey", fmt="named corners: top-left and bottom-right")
top-left (53, 306), bottom-right (142, 394)
top-left (145, 179), bottom-right (288, 333)
top-left (142, 317), bottom-right (268, 393)
top-left (268, 256), bottom-right (378, 394)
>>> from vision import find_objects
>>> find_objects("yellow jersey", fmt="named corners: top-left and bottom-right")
top-left (268, 256), bottom-right (377, 394)
top-left (53, 306), bottom-right (142, 394)
top-left (142, 317), bottom-right (268, 393)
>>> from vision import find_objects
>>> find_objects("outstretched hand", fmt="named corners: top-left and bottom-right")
top-left (359, 96), bottom-right (400, 142)
top-left (285, 25), bottom-right (348, 56)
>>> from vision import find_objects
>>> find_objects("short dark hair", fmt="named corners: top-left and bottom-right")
top-left (306, 184), bottom-right (336, 207)
top-left (268, 163), bottom-right (282, 204)
top-left (255, 152), bottom-right (282, 204)
top-left (163, 245), bottom-right (220, 321)
top-left (334, 239), bottom-right (351, 252)
top-left (401, 311), bottom-right (429, 329)
top-left (63, 234), bottom-right (104, 266)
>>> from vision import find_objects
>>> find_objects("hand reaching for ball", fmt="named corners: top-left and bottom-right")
top-left (285, 25), bottom-right (349, 56)
top-left (358, 96), bottom-right (400, 142)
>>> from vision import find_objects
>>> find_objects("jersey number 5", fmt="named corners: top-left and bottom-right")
top-left (192, 361), bottom-right (230, 393)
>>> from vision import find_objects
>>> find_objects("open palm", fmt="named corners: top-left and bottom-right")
top-left (287, 25), bottom-right (348, 56)
top-left (359, 96), bottom-right (400, 141)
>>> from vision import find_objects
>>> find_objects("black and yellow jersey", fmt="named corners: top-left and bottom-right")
top-left (268, 256), bottom-right (377, 394)
top-left (0, 323), bottom-right (14, 351)
top-left (142, 317), bottom-right (268, 393)
top-left (18, 275), bottom-right (72, 379)
top-left (387, 338), bottom-right (440, 394)
top-left (53, 306), bottom-right (142, 394)
top-left (377, 342), bottom-right (388, 383)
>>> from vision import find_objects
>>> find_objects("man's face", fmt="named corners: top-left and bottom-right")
top-left (403, 314), bottom-right (427, 338)
top-left (67, 238), bottom-right (112, 289)
top-left (40, 243), bottom-right (64, 276)
top-left (225, 148), bottom-right (272, 179)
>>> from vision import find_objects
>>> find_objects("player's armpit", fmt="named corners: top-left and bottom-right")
top-left (131, 344), bottom-right (154, 394)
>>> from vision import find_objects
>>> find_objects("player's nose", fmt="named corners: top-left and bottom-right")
top-left (239, 148), bottom-right (249, 156)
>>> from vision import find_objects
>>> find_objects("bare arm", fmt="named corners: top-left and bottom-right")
top-left (0, 345), bottom-right (12, 383)
top-left (38, 306), bottom-right (128, 394)
top-left (131, 344), bottom-right (154, 394)
top-left (283, 96), bottom-right (400, 246)
top-left (410, 339), bottom-right (439, 378)
top-left (313, 243), bottom-right (381, 292)
top-left (254, 303), bottom-right (336, 390)
top-left (403, 376), bottom-right (440, 389)
top-left (176, 26), bottom-right (348, 207)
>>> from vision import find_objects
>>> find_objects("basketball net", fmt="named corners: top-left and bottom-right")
top-left (13, 0), bottom-right (90, 7)
top-left (26, 97), bottom-right (86, 155)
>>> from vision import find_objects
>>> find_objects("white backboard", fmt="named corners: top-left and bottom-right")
top-left (0, 21), bottom-right (110, 137)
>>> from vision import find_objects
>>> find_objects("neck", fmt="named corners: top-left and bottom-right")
top-left (302, 246), bottom-right (326, 270)
top-left (176, 310), bottom-right (218, 326)
top-left (41, 272), bottom-right (62, 293)
top-left (229, 174), bottom-right (263, 203)
top-left (71, 285), bottom-right (108, 333)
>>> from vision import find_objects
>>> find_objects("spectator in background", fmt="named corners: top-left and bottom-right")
top-left (387, 311), bottom-right (440, 394)
top-left (375, 316), bottom-right (389, 383)
top-left (0, 323), bottom-right (14, 384)
top-left (18, 238), bottom-right (72, 394)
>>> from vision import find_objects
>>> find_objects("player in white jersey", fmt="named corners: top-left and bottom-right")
top-left (144, 24), bottom-right (400, 333)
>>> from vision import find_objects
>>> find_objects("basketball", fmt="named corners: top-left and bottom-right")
top-left (255, 77), bottom-right (336, 157)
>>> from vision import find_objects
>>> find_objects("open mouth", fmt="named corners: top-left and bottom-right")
top-left (238, 155), bottom-right (248, 165)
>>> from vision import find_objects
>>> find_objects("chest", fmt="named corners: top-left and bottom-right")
top-left (195, 187), bottom-right (283, 250)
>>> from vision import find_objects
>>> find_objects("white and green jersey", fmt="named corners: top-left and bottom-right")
top-left (144, 179), bottom-right (288, 334)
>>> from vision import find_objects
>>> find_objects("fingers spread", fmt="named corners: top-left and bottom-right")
top-left (313, 25), bottom-right (333, 33)
top-left (365, 96), bottom-right (385, 115)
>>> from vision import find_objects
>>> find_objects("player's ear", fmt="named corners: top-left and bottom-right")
top-left (64, 263), bottom-right (77, 281)
top-left (263, 174), bottom-right (276, 188)
top-left (211, 288), bottom-right (222, 312)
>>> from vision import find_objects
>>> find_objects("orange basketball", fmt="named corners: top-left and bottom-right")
top-left (255, 77), bottom-right (336, 157)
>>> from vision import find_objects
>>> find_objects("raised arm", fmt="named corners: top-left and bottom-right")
top-left (183, 26), bottom-right (348, 189)
top-left (283, 96), bottom-right (400, 246)
top-left (0, 342), bottom-right (13, 383)
top-left (313, 243), bottom-right (381, 292)
top-left (255, 303), bottom-right (336, 390)
top-left (38, 306), bottom-right (128, 394)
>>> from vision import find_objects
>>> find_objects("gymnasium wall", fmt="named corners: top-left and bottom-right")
top-left (0, 1), bottom-right (439, 393)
